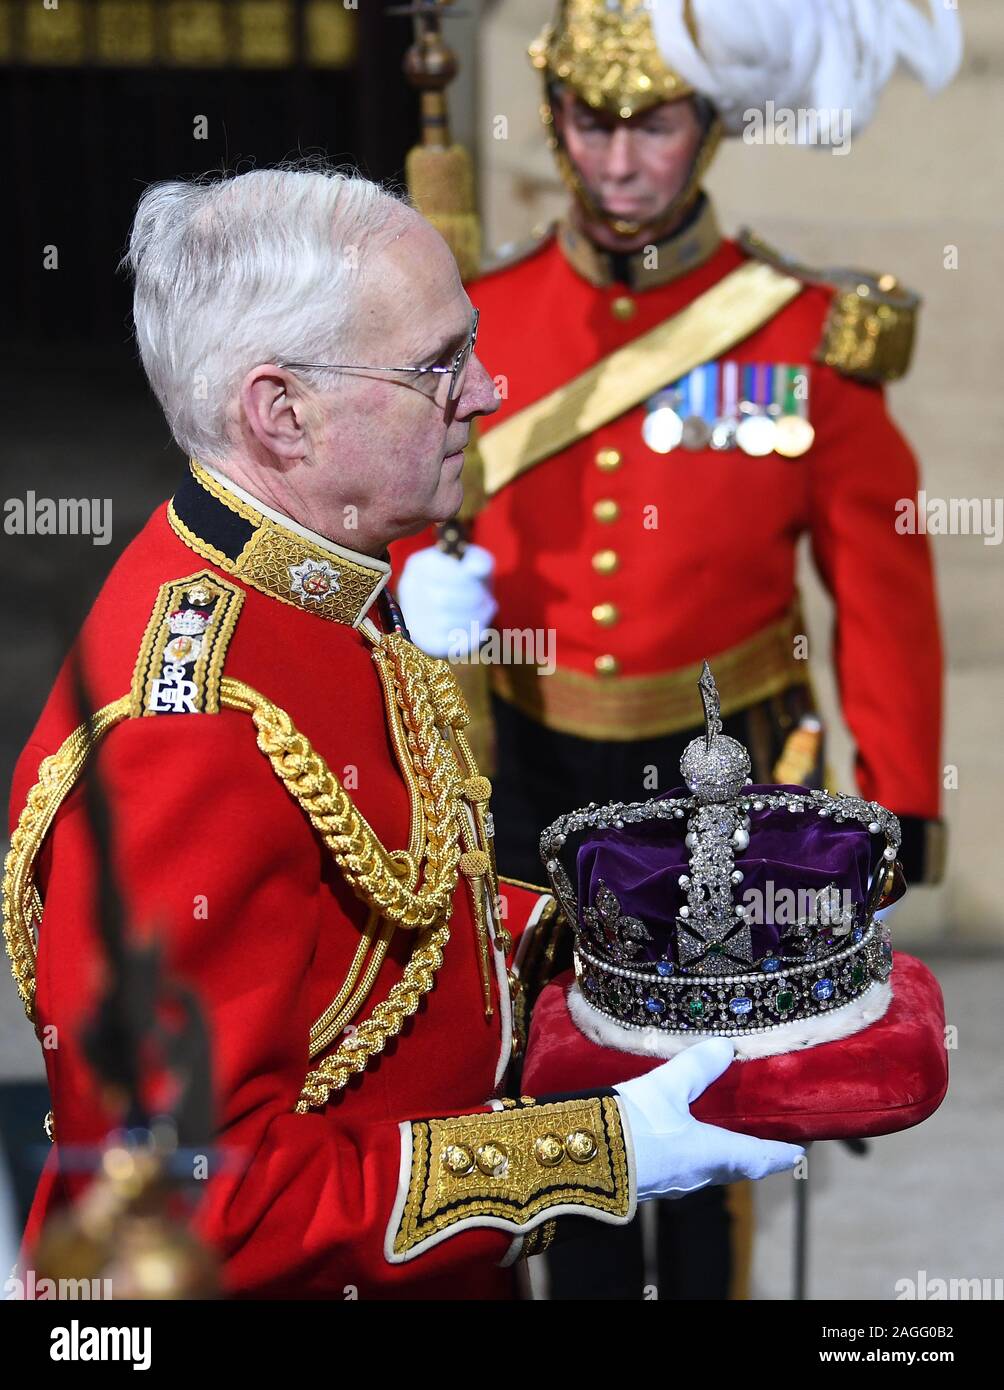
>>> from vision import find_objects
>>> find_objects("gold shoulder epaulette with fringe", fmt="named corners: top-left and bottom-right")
top-left (739, 227), bottom-right (919, 383)
top-left (477, 223), bottom-right (556, 280)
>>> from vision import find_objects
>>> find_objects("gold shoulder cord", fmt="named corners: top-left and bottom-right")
top-left (3, 633), bottom-right (501, 1111)
top-left (294, 633), bottom-right (503, 1111)
top-left (2, 696), bottom-right (131, 1027)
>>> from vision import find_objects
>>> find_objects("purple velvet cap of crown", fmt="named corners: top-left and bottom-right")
top-left (575, 785), bottom-right (882, 969)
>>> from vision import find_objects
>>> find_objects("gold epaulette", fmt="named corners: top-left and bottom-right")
top-left (739, 228), bottom-right (919, 383)
top-left (387, 1094), bottom-right (633, 1261)
top-left (129, 570), bottom-right (244, 717)
top-left (477, 223), bottom-right (555, 280)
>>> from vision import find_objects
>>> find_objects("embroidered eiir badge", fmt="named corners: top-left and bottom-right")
top-left (129, 570), bottom-right (244, 718)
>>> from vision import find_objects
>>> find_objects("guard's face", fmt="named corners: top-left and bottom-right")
top-left (556, 90), bottom-right (704, 246)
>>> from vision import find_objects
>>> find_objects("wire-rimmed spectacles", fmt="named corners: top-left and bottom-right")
top-left (278, 308), bottom-right (479, 405)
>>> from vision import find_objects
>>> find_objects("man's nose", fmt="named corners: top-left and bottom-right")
top-left (457, 353), bottom-right (501, 419)
top-left (604, 126), bottom-right (639, 181)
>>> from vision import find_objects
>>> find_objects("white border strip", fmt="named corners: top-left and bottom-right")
top-left (566, 979), bottom-right (893, 1061)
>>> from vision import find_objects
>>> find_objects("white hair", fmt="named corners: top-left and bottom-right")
top-left (122, 165), bottom-right (412, 461)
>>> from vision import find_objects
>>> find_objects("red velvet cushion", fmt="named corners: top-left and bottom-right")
top-left (521, 952), bottom-right (948, 1142)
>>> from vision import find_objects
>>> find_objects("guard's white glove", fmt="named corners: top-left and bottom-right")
top-left (397, 544), bottom-right (497, 659)
top-left (614, 1038), bottom-right (805, 1200)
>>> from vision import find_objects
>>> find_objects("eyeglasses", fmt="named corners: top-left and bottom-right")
top-left (278, 308), bottom-right (479, 405)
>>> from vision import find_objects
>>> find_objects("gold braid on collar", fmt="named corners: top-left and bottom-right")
top-left (168, 460), bottom-right (390, 628)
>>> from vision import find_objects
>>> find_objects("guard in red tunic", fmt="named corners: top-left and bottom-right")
top-left (394, 0), bottom-right (961, 1298)
top-left (4, 167), bottom-right (801, 1300)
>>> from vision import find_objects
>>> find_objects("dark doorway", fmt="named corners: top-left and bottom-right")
top-left (0, 0), bottom-right (418, 785)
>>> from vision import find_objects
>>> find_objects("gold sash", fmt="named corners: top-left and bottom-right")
top-left (480, 259), bottom-right (802, 497)
top-left (490, 603), bottom-right (808, 742)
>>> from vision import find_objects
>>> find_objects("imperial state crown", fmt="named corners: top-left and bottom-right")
top-left (521, 662), bottom-right (948, 1143)
top-left (540, 662), bottom-right (903, 1060)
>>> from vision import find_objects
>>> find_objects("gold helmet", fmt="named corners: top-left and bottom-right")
top-left (529, 0), bottom-right (721, 240)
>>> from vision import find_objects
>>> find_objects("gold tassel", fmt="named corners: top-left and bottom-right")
top-left (405, 143), bottom-right (481, 282)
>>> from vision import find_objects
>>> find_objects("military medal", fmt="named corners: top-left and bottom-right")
top-left (735, 363), bottom-right (777, 457)
top-left (679, 362), bottom-right (714, 450)
top-left (773, 364), bottom-right (815, 457)
top-left (773, 415), bottom-right (814, 457)
top-left (642, 385), bottom-right (684, 454)
top-left (710, 359), bottom-right (740, 450)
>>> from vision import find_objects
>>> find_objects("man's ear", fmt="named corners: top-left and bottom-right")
top-left (241, 366), bottom-right (308, 460)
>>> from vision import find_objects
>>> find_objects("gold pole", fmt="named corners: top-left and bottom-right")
top-left (394, 0), bottom-right (494, 771)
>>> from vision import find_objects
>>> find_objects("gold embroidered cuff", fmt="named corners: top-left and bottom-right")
top-left (388, 1097), bottom-right (634, 1261)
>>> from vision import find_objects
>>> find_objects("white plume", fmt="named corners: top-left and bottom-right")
top-left (650, 0), bottom-right (963, 137)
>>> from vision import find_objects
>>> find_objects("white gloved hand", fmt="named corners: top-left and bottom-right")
top-left (396, 544), bottom-right (498, 659)
top-left (614, 1038), bottom-right (805, 1200)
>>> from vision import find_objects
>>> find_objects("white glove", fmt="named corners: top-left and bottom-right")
top-left (396, 544), bottom-right (497, 659)
top-left (614, 1038), bottom-right (805, 1200)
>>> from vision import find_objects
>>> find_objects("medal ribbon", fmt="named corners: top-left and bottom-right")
top-left (720, 360), bottom-right (739, 422)
top-left (784, 364), bottom-right (810, 420)
top-left (700, 362), bottom-right (718, 426)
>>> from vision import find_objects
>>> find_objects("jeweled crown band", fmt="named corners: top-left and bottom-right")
top-left (575, 919), bottom-right (892, 1039)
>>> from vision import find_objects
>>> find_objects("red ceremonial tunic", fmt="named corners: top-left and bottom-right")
top-left (10, 465), bottom-right (620, 1299)
top-left (393, 199), bottom-right (944, 869)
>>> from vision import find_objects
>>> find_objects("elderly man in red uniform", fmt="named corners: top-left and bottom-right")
top-left (3, 166), bottom-right (801, 1300)
top-left (395, 0), bottom-right (959, 1298)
